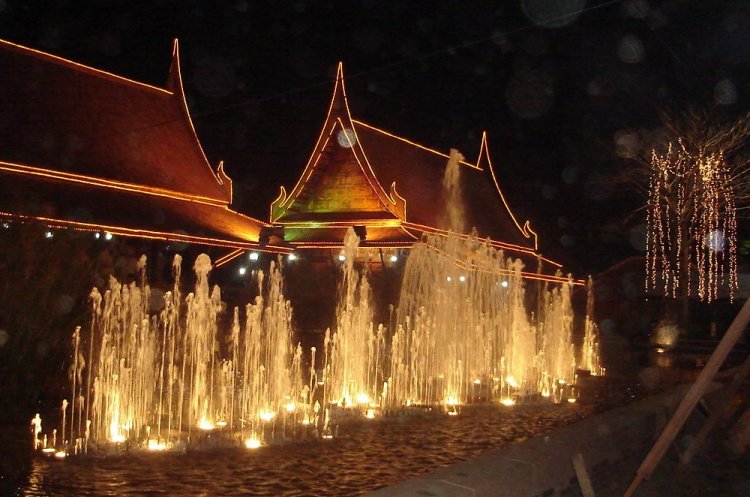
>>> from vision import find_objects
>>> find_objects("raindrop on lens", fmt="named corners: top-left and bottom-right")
top-left (714, 79), bottom-right (737, 105)
top-left (617, 34), bottom-right (644, 63)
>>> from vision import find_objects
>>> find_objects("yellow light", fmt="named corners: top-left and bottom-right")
top-left (215, 248), bottom-right (245, 267)
top-left (110, 418), bottom-right (126, 443)
top-left (197, 418), bottom-right (215, 431)
top-left (216, 421), bottom-right (227, 428)
top-left (288, 253), bottom-right (298, 261)
top-left (42, 448), bottom-right (56, 454)
top-left (355, 393), bottom-right (370, 404)
top-left (284, 402), bottom-right (296, 413)
top-left (259, 410), bottom-right (276, 422)
top-left (365, 409), bottom-right (376, 419)
top-left (147, 440), bottom-right (167, 451)
top-left (338, 254), bottom-right (346, 262)
top-left (0, 211), bottom-right (286, 253)
top-left (459, 275), bottom-right (466, 282)
top-left (500, 398), bottom-right (516, 406)
top-left (302, 418), bottom-right (311, 426)
top-left (244, 437), bottom-right (262, 449)
top-left (54, 451), bottom-right (67, 459)
top-left (0, 160), bottom-right (228, 207)
top-left (567, 398), bottom-right (577, 404)
top-left (390, 254), bottom-right (398, 262)
top-left (473, 378), bottom-right (481, 385)
top-left (104, 232), bottom-right (113, 241)
top-left (506, 376), bottom-right (518, 388)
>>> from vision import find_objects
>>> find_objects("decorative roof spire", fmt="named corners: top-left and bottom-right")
top-left (477, 132), bottom-right (538, 250)
top-left (271, 62), bottom-right (405, 223)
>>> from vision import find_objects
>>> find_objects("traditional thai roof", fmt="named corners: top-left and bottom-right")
top-left (271, 63), bottom-right (565, 273)
top-left (0, 38), bottom-right (284, 252)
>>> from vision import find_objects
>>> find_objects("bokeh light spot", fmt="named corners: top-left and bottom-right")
top-left (560, 234), bottom-right (575, 247)
top-left (614, 129), bottom-right (641, 159)
top-left (714, 79), bottom-right (737, 106)
top-left (617, 34), bottom-right (645, 63)
top-left (521, 0), bottom-right (586, 28)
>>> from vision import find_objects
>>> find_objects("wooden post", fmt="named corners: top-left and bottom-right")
top-left (680, 353), bottom-right (750, 463)
top-left (622, 296), bottom-right (750, 497)
top-left (572, 453), bottom-right (596, 497)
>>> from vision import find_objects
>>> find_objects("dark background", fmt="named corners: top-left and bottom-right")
top-left (1, 0), bottom-right (748, 276)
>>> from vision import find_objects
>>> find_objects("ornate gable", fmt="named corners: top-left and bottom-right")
top-left (271, 63), bottom-right (405, 224)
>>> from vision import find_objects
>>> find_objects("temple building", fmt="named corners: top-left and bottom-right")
top-left (0, 38), bottom-right (286, 256)
top-left (0, 37), bottom-right (572, 284)
top-left (271, 63), bottom-right (570, 283)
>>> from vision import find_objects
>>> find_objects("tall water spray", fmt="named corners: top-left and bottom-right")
top-left (318, 148), bottom-right (583, 410)
top-left (579, 276), bottom-right (603, 376)
top-left (45, 254), bottom-right (305, 454)
top-left (323, 229), bottom-right (385, 408)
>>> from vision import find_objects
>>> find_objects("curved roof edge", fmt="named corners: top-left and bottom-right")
top-left (476, 132), bottom-right (539, 250)
top-left (166, 39), bottom-right (232, 204)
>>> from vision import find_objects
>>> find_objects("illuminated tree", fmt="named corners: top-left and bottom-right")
top-left (644, 110), bottom-right (750, 303)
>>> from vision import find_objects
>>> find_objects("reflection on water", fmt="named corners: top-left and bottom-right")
top-left (17, 402), bottom-right (593, 497)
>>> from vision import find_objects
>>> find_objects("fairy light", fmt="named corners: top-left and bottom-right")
top-left (646, 139), bottom-right (738, 302)
top-left (0, 211), bottom-right (289, 252)
top-left (268, 64), bottom-right (553, 264)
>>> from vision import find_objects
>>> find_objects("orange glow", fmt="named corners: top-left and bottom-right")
top-left (291, 241), bottom-right (414, 249)
top-left (334, 117), bottom-right (407, 220)
top-left (0, 211), bottom-right (290, 253)
top-left (1, 38), bottom-right (233, 205)
top-left (281, 219), bottom-right (403, 228)
top-left (266, 64), bottom-right (573, 280)
top-left (271, 63), bottom-right (406, 224)
top-left (166, 38), bottom-right (233, 203)
top-left (0, 161), bottom-right (232, 208)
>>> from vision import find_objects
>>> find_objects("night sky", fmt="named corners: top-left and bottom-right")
top-left (1, 0), bottom-right (748, 275)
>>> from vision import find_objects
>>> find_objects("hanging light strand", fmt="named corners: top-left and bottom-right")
top-left (646, 139), bottom-right (738, 302)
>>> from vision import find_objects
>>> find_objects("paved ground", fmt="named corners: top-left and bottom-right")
top-left (600, 437), bottom-right (750, 497)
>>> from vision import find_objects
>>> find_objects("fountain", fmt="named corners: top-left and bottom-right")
top-left (31, 254), bottom-right (308, 456)
top-left (315, 149), bottom-right (594, 415)
top-left (322, 229), bottom-right (385, 413)
top-left (29, 150), bottom-right (601, 458)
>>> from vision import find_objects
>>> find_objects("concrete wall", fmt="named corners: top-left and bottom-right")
top-left (362, 385), bottom-right (702, 497)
